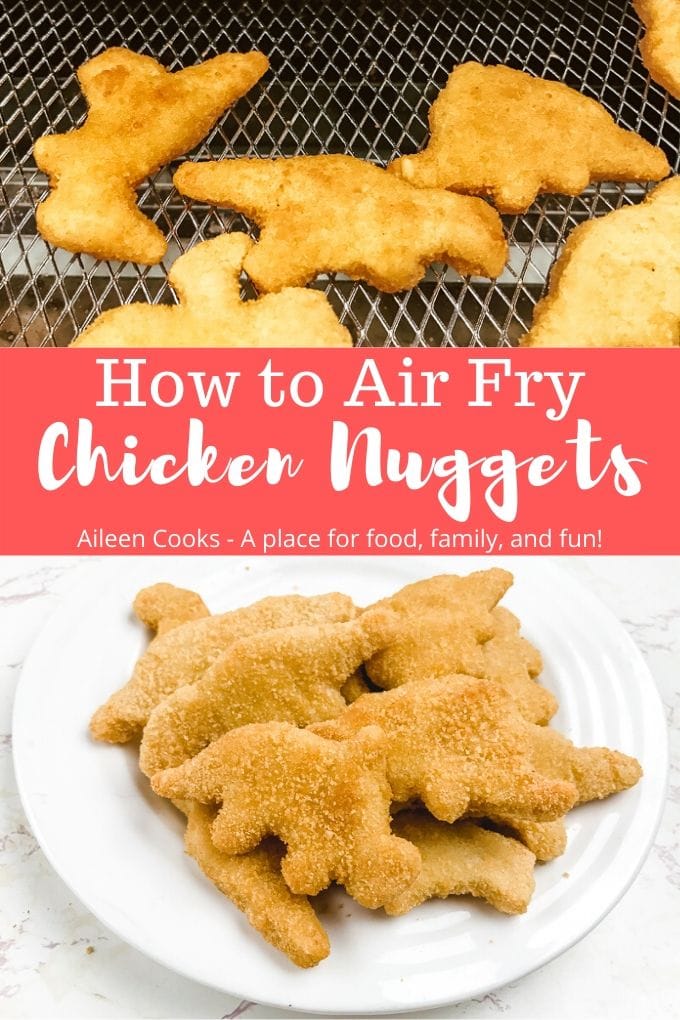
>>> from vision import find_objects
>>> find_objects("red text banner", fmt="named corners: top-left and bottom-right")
top-left (0, 349), bottom-right (676, 555)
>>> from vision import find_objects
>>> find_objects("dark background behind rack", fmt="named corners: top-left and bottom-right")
top-left (1, 0), bottom-right (678, 347)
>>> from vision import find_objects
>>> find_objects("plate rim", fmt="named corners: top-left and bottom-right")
top-left (11, 556), bottom-right (670, 1015)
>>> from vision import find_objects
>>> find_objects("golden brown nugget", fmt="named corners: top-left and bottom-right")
top-left (313, 676), bottom-right (580, 823)
top-left (153, 723), bottom-right (422, 909)
top-left (525, 725), bottom-right (642, 803)
top-left (634, 0), bottom-right (680, 100)
top-left (34, 47), bottom-right (268, 264)
top-left (139, 608), bottom-right (397, 776)
top-left (173, 154), bottom-right (508, 291)
top-left (369, 568), bottom-right (513, 620)
top-left (175, 800), bottom-right (329, 968)
top-left (481, 706), bottom-right (642, 861)
top-left (133, 583), bottom-right (210, 635)
top-left (90, 591), bottom-right (356, 744)
top-left (522, 177), bottom-right (680, 347)
top-left (389, 62), bottom-right (669, 214)
top-left (365, 569), bottom-right (512, 689)
top-left (391, 797), bottom-right (562, 861)
top-left (367, 614), bottom-right (491, 688)
top-left (486, 816), bottom-right (568, 863)
top-left (73, 233), bottom-right (352, 348)
top-left (482, 607), bottom-right (557, 725)
top-left (384, 812), bottom-right (536, 915)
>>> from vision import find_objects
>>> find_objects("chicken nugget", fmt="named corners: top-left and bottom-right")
top-left (175, 800), bottom-right (330, 968)
top-left (483, 714), bottom-right (644, 861)
top-left (484, 816), bottom-right (568, 863)
top-left (365, 569), bottom-right (512, 690)
top-left (90, 591), bottom-right (357, 744)
top-left (313, 676), bottom-right (641, 823)
top-left (34, 47), bottom-right (268, 264)
top-left (526, 724), bottom-right (643, 803)
top-left (133, 582), bottom-right (210, 635)
top-left (522, 177), bottom-right (680, 347)
top-left (139, 608), bottom-right (397, 776)
top-left (389, 63), bottom-right (669, 214)
top-left (153, 723), bottom-right (422, 910)
top-left (72, 233), bottom-right (352, 348)
top-left (481, 607), bottom-right (557, 725)
top-left (173, 154), bottom-right (508, 291)
top-left (370, 568), bottom-right (513, 620)
top-left (634, 0), bottom-right (680, 100)
top-left (384, 812), bottom-right (536, 915)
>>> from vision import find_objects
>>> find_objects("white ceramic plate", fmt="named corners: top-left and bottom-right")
top-left (13, 557), bottom-right (668, 1015)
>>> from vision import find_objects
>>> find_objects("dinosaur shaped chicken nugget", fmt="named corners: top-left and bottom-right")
top-left (173, 154), bottom-right (508, 291)
top-left (384, 812), bottom-right (536, 915)
top-left (522, 177), bottom-right (680, 347)
top-left (139, 608), bottom-right (397, 776)
top-left (481, 607), bottom-right (557, 725)
top-left (90, 590), bottom-right (356, 744)
top-left (313, 676), bottom-right (641, 823)
top-left (525, 723), bottom-right (643, 803)
top-left (72, 234), bottom-right (352, 347)
top-left (34, 47), bottom-right (268, 263)
top-left (365, 568), bottom-right (512, 689)
top-left (634, 0), bottom-right (680, 100)
top-left (137, 590), bottom-right (332, 968)
top-left (485, 717), bottom-right (643, 861)
top-left (175, 799), bottom-right (330, 967)
top-left (153, 722), bottom-right (422, 909)
top-left (389, 62), bottom-right (669, 213)
top-left (133, 582), bottom-right (210, 635)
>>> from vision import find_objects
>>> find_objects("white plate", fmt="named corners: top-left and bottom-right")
top-left (13, 557), bottom-right (668, 1015)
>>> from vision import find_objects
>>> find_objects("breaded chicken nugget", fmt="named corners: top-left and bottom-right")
top-left (72, 233), bottom-right (352, 347)
top-left (90, 591), bottom-right (357, 744)
top-left (173, 154), bottom-right (508, 291)
top-left (312, 676), bottom-right (641, 823)
top-left (139, 608), bottom-right (397, 776)
top-left (634, 0), bottom-right (680, 100)
top-left (370, 568), bottom-right (513, 622)
top-left (389, 63), bottom-right (669, 213)
top-left (481, 607), bottom-right (557, 726)
top-left (133, 583), bottom-right (210, 635)
top-left (365, 568), bottom-right (512, 690)
top-left (154, 723), bottom-right (422, 910)
top-left (522, 177), bottom-right (680, 347)
top-left (485, 816), bottom-right (568, 863)
top-left (174, 800), bottom-right (330, 968)
top-left (477, 711), bottom-right (640, 861)
top-left (34, 47), bottom-right (268, 263)
top-left (385, 812), bottom-right (536, 915)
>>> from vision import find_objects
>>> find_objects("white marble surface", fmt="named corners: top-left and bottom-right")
top-left (1, 556), bottom-right (678, 1020)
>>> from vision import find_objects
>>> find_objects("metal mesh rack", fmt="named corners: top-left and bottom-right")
top-left (1, 0), bottom-right (678, 347)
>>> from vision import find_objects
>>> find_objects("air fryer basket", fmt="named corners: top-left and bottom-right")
top-left (1, 0), bottom-right (678, 347)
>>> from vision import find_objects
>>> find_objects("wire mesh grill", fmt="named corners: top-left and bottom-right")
top-left (1, 0), bottom-right (678, 347)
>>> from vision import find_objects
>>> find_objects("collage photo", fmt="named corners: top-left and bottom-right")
top-left (0, 2), bottom-right (678, 1020)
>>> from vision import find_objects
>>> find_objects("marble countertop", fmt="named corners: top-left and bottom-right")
top-left (1, 556), bottom-right (678, 1020)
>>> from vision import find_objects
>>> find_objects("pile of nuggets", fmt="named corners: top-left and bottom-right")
top-left (90, 568), bottom-right (642, 968)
